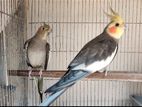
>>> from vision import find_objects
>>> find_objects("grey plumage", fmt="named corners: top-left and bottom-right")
top-left (40, 8), bottom-right (125, 106)
top-left (68, 31), bottom-right (118, 68)
top-left (43, 31), bottom-right (118, 106)
top-left (24, 24), bottom-right (51, 103)
top-left (24, 36), bottom-right (50, 69)
top-left (45, 31), bottom-right (118, 92)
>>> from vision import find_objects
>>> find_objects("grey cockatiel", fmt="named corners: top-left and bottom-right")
top-left (40, 8), bottom-right (125, 106)
top-left (24, 24), bottom-right (51, 103)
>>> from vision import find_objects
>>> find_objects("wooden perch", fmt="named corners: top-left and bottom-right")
top-left (8, 70), bottom-right (142, 82)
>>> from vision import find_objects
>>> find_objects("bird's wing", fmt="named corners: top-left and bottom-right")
top-left (68, 35), bottom-right (114, 69)
top-left (42, 34), bottom-right (118, 106)
top-left (45, 70), bottom-right (90, 93)
top-left (44, 43), bottom-right (50, 70)
top-left (45, 39), bottom-right (111, 93)
top-left (45, 34), bottom-right (118, 93)
top-left (24, 38), bottom-right (33, 67)
top-left (24, 38), bottom-right (32, 49)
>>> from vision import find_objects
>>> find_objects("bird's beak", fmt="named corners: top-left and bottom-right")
top-left (48, 27), bottom-right (52, 33)
top-left (124, 24), bottom-right (126, 28)
top-left (47, 28), bottom-right (52, 35)
top-left (124, 25), bottom-right (126, 30)
top-left (50, 28), bottom-right (52, 32)
top-left (121, 22), bottom-right (126, 29)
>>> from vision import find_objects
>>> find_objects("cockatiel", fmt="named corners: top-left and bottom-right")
top-left (24, 23), bottom-right (51, 103)
top-left (40, 8), bottom-right (125, 106)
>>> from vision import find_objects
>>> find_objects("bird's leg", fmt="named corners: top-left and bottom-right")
top-left (29, 70), bottom-right (32, 78)
top-left (39, 69), bottom-right (43, 78)
top-left (104, 69), bottom-right (108, 76)
top-left (28, 67), bottom-right (32, 79)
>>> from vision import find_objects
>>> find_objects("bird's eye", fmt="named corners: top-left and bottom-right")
top-left (115, 23), bottom-right (119, 27)
top-left (42, 27), bottom-right (45, 30)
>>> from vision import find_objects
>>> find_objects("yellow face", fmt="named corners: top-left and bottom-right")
top-left (107, 21), bottom-right (125, 39)
top-left (105, 7), bottom-right (125, 39)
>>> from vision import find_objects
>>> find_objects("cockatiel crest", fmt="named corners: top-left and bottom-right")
top-left (106, 7), bottom-right (124, 23)
top-left (105, 7), bottom-right (125, 39)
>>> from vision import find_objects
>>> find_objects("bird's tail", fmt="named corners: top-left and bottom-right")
top-left (39, 70), bottom-right (90, 106)
top-left (36, 77), bottom-right (44, 103)
top-left (39, 88), bottom-right (67, 106)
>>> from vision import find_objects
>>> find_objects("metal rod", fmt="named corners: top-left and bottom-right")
top-left (0, 10), bottom-right (24, 21)
top-left (28, 21), bottom-right (142, 24)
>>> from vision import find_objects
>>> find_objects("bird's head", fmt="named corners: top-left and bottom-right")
top-left (37, 23), bottom-right (52, 40)
top-left (105, 8), bottom-right (125, 39)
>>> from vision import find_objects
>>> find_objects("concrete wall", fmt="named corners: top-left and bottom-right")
top-left (0, 0), bottom-right (28, 106)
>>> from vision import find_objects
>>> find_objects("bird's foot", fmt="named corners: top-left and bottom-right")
top-left (39, 70), bottom-right (43, 78)
top-left (104, 70), bottom-right (108, 77)
top-left (28, 70), bottom-right (32, 80)
top-left (45, 93), bottom-right (48, 97)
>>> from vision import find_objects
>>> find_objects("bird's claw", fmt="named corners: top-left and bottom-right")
top-left (104, 70), bottom-right (108, 77)
top-left (28, 69), bottom-right (33, 80)
top-left (45, 93), bottom-right (48, 97)
top-left (39, 70), bottom-right (43, 78)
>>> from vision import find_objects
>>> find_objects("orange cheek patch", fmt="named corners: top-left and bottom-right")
top-left (109, 26), bottom-right (116, 33)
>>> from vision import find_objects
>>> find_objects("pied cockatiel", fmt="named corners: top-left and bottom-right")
top-left (40, 8), bottom-right (125, 106)
top-left (24, 23), bottom-right (52, 103)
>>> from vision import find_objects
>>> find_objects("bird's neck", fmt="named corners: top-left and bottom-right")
top-left (106, 29), bottom-right (123, 39)
top-left (42, 33), bottom-right (48, 40)
top-left (39, 32), bottom-right (48, 40)
top-left (103, 30), bottom-right (119, 43)
top-left (104, 24), bottom-right (124, 40)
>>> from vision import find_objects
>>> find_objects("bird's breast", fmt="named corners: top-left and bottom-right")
top-left (28, 48), bottom-right (46, 67)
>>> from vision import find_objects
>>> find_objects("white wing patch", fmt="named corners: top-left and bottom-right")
top-left (85, 47), bottom-right (117, 73)
top-left (72, 47), bottom-right (117, 73)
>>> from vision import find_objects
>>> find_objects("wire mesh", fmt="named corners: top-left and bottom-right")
top-left (27, 0), bottom-right (142, 72)
top-left (27, 0), bottom-right (142, 106)
top-left (0, 0), bottom-right (142, 106)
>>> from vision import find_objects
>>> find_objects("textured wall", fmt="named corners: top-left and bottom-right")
top-left (0, 0), bottom-right (18, 31)
top-left (0, 0), bottom-right (28, 106)
top-left (0, 0), bottom-right (18, 86)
